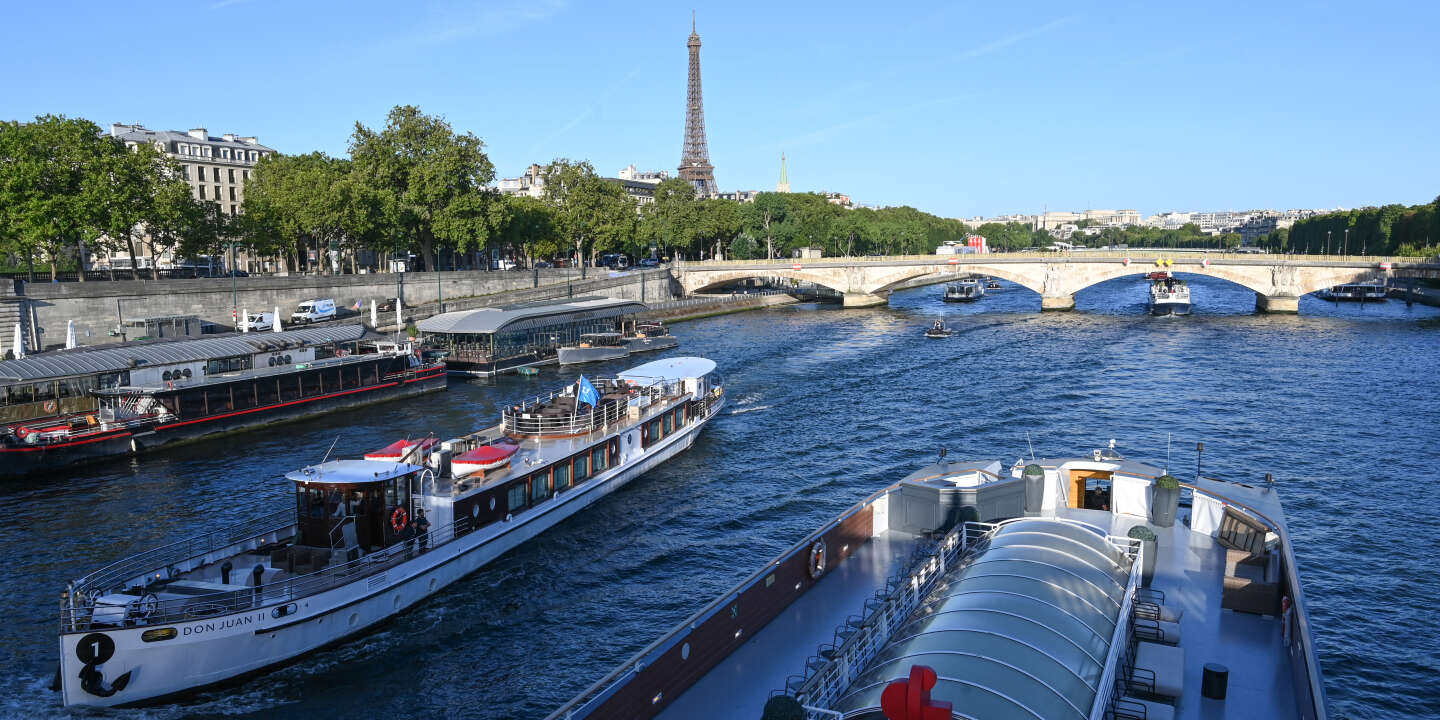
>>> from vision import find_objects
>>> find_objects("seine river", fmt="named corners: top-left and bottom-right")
top-left (3, 275), bottom-right (1437, 719)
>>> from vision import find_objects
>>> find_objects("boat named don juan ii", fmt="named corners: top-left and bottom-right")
top-left (55, 357), bottom-right (724, 708)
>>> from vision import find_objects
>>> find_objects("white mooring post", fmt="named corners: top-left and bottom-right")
top-left (272, 306), bottom-right (282, 333)
top-left (370, 299), bottom-right (378, 328)
top-left (65, 320), bottom-right (76, 350)
top-left (240, 307), bottom-right (248, 333)
top-left (13, 323), bottom-right (24, 359)
top-left (395, 300), bottom-right (402, 335)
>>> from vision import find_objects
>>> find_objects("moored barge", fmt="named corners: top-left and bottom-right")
top-left (549, 445), bottom-right (1327, 720)
top-left (1, 326), bottom-right (445, 477)
top-left (420, 297), bottom-right (648, 377)
top-left (55, 357), bottom-right (724, 708)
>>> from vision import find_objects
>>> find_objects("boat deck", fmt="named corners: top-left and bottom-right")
top-left (656, 529), bottom-right (926, 720)
top-left (655, 489), bottom-right (1302, 719)
top-left (1058, 506), bottom-right (1297, 720)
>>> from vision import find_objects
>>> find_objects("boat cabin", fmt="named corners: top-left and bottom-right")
top-left (286, 460), bottom-right (426, 559)
top-left (577, 332), bottom-right (625, 348)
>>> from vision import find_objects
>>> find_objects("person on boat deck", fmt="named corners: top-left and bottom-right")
top-left (932, 320), bottom-right (943, 330)
top-left (414, 508), bottom-right (431, 552)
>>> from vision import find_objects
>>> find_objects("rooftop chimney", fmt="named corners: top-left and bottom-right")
top-left (188, 128), bottom-right (207, 140)
top-left (222, 133), bottom-right (236, 142)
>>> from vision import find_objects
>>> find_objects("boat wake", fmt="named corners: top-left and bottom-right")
top-left (729, 404), bottom-right (773, 415)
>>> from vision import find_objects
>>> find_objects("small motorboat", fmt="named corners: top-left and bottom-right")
top-left (364, 437), bottom-right (438, 462)
top-left (986, 278), bottom-right (1002, 290)
top-left (924, 321), bottom-right (952, 339)
top-left (452, 440), bottom-right (520, 477)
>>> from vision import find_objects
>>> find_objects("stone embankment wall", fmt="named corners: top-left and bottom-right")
top-left (22, 269), bottom-right (681, 349)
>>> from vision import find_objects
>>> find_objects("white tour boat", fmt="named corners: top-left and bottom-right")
top-left (55, 357), bottom-right (724, 708)
top-left (550, 443), bottom-right (1328, 720)
top-left (942, 279), bottom-right (985, 303)
top-left (1148, 271), bottom-right (1192, 316)
top-left (1316, 281), bottom-right (1387, 302)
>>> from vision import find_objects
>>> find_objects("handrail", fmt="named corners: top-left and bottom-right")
top-left (1182, 479), bottom-right (1328, 720)
top-left (546, 477), bottom-right (903, 720)
top-left (69, 509), bottom-right (296, 599)
top-left (63, 511), bottom-right (479, 631)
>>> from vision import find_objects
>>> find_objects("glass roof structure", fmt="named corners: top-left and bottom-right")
top-left (833, 519), bottom-right (1133, 720)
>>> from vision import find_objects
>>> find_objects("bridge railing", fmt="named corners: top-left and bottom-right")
top-left (676, 251), bottom-right (1430, 267)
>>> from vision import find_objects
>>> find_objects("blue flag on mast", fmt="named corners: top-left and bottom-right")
top-left (577, 375), bottom-right (600, 409)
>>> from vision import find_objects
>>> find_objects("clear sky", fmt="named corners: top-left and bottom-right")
top-left (3, 0), bottom-right (1437, 218)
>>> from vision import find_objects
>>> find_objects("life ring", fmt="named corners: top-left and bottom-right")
top-left (390, 507), bottom-right (408, 533)
top-left (43, 400), bottom-right (57, 413)
top-left (808, 539), bottom-right (827, 579)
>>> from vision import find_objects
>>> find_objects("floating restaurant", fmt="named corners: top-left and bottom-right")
top-left (419, 297), bottom-right (648, 376)
top-left (0, 325), bottom-right (445, 476)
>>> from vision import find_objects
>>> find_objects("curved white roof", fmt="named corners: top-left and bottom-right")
top-left (285, 459), bottom-right (424, 485)
top-left (618, 357), bottom-right (717, 385)
top-left (833, 518), bottom-right (1133, 720)
top-left (417, 297), bottom-right (645, 335)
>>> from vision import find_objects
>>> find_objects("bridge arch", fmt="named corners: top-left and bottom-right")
top-left (864, 264), bottom-right (1043, 296)
top-left (681, 268), bottom-right (851, 296)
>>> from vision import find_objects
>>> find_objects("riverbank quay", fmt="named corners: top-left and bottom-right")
top-left (12, 268), bottom-right (656, 350)
top-left (1388, 284), bottom-right (1440, 307)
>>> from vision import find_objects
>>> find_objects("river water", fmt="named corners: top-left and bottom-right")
top-left (3, 274), bottom-right (1437, 719)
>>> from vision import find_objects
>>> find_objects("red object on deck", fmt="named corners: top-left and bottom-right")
top-left (364, 437), bottom-right (437, 461)
top-left (880, 665), bottom-right (952, 720)
top-left (454, 442), bottom-right (519, 466)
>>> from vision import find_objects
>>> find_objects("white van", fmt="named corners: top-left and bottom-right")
top-left (291, 299), bottom-right (336, 325)
top-left (240, 312), bottom-right (276, 331)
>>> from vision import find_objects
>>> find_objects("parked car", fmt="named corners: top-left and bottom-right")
top-left (378, 298), bottom-right (410, 312)
top-left (290, 298), bottom-right (337, 325)
top-left (239, 312), bottom-right (276, 331)
top-left (533, 261), bottom-right (554, 269)
top-left (490, 259), bottom-right (517, 270)
top-left (638, 257), bottom-right (661, 268)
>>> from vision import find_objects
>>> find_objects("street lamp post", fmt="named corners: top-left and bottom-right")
top-left (1326, 230), bottom-right (1331, 255)
top-left (229, 239), bottom-right (238, 329)
top-left (1344, 229), bottom-right (1349, 256)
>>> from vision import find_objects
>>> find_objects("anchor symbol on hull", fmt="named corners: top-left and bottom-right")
top-left (75, 632), bottom-right (133, 698)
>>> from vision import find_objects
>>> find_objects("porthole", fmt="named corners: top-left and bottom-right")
top-left (348, 612), bottom-right (359, 627)
top-left (162, 371), bottom-right (172, 381)
top-left (393, 595), bottom-right (402, 610)
top-left (268, 357), bottom-right (276, 367)
top-left (487, 497), bottom-right (495, 512)
top-left (429, 578), bottom-right (438, 592)
top-left (182, 368), bottom-right (192, 379)
top-left (284, 354), bottom-right (292, 364)
top-left (681, 642), bottom-right (690, 660)
top-left (475, 503), bottom-right (484, 517)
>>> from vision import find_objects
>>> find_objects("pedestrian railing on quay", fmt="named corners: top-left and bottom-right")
top-left (501, 378), bottom-right (682, 437)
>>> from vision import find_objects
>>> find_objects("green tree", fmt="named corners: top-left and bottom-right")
top-left (349, 105), bottom-right (496, 271)
top-left (640, 178), bottom-right (700, 258)
top-left (542, 159), bottom-right (636, 269)
top-left (0, 115), bottom-right (110, 281)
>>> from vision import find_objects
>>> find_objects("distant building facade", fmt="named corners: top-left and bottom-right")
top-left (103, 123), bottom-right (276, 271)
top-left (618, 165), bottom-right (670, 184)
top-left (497, 164), bottom-right (547, 199)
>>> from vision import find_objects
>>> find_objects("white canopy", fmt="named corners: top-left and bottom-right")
top-left (618, 356), bottom-right (716, 385)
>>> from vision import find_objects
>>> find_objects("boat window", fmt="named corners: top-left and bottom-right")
top-left (507, 483), bottom-right (526, 513)
top-left (673, 407), bottom-right (685, 428)
top-left (205, 387), bottom-right (233, 413)
top-left (314, 344), bottom-right (337, 360)
top-left (97, 372), bottom-right (129, 390)
top-left (305, 487), bottom-right (326, 518)
top-left (257, 379), bottom-right (279, 405)
top-left (341, 366), bottom-right (358, 389)
top-left (324, 369), bottom-right (341, 393)
top-left (206, 356), bottom-right (251, 375)
top-left (32, 381), bottom-right (57, 402)
top-left (592, 447), bottom-right (607, 472)
top-left (302, 370), bottom-right (323, 396)
top-left (531, 471), bottom-right (552, 502)
top-left (574, 454), bottom-right (589, 481)
top-left (384, 480), bottom-right (397, 511)
top-left (663, 413), bottom-right (673, 435)
top-left (178, 389), bottom-right (206, 417)
top-left (349, 490), bottom-right (366, 515)
top-left (362, 363), bottom-right (379, 386)
top-left (279, 375), bottom-right (301, 402)
top-left (233, 383), bottom-right (256, 410)
top-left (555, 463), bottom-right (571, 490)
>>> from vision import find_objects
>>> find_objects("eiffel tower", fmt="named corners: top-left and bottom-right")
top-left (678, 14), bottom-right (718, 198)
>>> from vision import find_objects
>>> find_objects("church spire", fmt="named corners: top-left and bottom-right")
top-left (777, 152), bottom-right (790, 193)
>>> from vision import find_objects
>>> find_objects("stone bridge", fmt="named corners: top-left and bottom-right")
top-left (672, 252), bottom-right (1438, 312)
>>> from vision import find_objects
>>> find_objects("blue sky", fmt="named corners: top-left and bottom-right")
top-left (3, 0), bottom-right (1437, 218)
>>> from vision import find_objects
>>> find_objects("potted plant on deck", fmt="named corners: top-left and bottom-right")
top-left (1151, 474), bottom-right (1181, 528)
